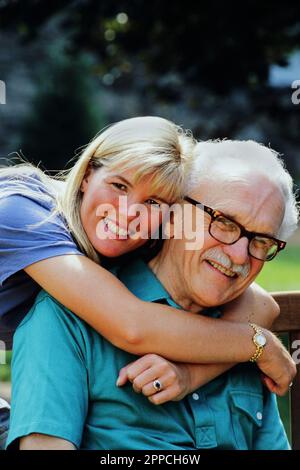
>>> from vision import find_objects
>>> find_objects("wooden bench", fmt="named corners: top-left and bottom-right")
top-left (272, 291), bottom-right (300, 450)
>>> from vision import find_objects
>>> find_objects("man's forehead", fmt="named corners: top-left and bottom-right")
top-left (195, 174), bottom-right (283, 204)
top-left (192, 176), bottom-right (285, 234)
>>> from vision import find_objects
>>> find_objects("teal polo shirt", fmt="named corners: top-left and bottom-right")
top-left (7, 258), bottom-right (289, 450)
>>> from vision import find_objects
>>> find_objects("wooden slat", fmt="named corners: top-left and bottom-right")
top-left (271, 291), bottom-right (300, 332)
top-left (270, 291), bottom-right (300, 450)
top-left (290, 331), bottom-right (300, 450)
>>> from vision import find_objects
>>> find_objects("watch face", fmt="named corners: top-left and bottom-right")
top-left (255, 333), bottom-right (267, 347)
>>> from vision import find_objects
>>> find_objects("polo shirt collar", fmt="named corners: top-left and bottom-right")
top-left (116, 258), bottom-right (181, 308)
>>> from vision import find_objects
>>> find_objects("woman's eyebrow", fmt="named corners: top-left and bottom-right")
top-left (110, 175), bottom-right (133, 187)
top-left (110, 175), bottom-right (170, 204)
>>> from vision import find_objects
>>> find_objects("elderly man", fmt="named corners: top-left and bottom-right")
top-left (7, 140), bottom-right (298, 450)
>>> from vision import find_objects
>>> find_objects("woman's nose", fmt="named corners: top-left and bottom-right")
top-left (118, 196), bottom-right (142, 224)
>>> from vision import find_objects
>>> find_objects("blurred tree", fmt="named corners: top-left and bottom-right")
top-left (19, 55), bottom-right (105, 171)
top-left (0, 0), bottom-right (300, 95)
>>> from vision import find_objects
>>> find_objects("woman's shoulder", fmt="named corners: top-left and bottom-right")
top-left (0, 168), bottom-right (59, 227)
top-left (0, 166), bottom-right (63, 207)
top-left (0, 165), bottom-right (48, 190)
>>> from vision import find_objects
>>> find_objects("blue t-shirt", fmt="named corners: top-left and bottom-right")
top-left (0, 169), bottom-right (83, 348)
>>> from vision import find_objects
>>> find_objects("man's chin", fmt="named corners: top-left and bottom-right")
top-left (199, 289), bottom-right (236, 308)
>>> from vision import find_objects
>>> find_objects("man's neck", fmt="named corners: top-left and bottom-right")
top-left (148, 253), bottom-right (204, 313)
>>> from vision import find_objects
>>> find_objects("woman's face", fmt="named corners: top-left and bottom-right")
top-left (80, 166), bottom-right (171, 257)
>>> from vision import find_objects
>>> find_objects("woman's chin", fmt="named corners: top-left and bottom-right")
top-left (96, 245), bottom-right (127, 258)
top-left (93, 240), bottom-right (134, 258)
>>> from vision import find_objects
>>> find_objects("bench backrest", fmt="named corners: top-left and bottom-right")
top-left (272, 291), bottom-right (300, 450)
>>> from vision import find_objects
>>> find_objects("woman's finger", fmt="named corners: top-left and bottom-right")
top-left (132, 365), bottom-right (164, 393)
top-left (117, 354), bottom-right (161, 387)
top-left (147, 385), bottom-right (182, 405)
top-left (140, 372), bottom-right (177, 397)
top-left (116, 367), bottom-right (130, 387)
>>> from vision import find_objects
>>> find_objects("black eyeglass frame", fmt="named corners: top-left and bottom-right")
top-left (184, 196), bottom-right (286, 261)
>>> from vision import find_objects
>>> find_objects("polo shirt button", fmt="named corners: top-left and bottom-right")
top-left (192, 393), bottom-right (199, 401)
top-left (256, 412), bottom-right (263, 420)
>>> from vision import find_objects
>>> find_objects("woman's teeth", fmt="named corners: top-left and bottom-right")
top-left (104, 218), bottom-right (128, 237)
top-left (207, 260), bottom-right (236, 278)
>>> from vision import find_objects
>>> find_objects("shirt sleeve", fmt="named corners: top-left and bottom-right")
top-left (0, 194), bottom-right (84, 285)
top-left (253, 391), bottom-right (291, 450)
top-left (6, 292), bottom-right (89, 449)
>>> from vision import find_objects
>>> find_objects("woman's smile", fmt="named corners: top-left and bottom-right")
top-left (80, 166), bottom-right (169, 257)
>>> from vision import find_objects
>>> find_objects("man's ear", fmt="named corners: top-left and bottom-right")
top-left (80, 164), bottom-right (93, 193)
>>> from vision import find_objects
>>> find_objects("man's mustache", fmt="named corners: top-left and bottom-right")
top-left (202, 247), bottom-right (251, 279)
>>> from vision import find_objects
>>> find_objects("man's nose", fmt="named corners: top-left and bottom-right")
top-left (222, 236), bottom-right (250, 265)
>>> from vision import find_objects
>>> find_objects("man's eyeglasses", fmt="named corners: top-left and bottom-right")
top-left (184, 196), bottom-right (286, 261)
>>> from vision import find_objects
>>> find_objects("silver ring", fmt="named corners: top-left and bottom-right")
top-left (153, 379), bottom-right (162, 392)
top-left (289, 382), bottom-right (293, 388)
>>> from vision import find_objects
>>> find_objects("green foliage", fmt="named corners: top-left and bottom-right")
top-left (1, 1), bottom-right (300, 94)
top-left (19, 54), bottom-right (105, 171)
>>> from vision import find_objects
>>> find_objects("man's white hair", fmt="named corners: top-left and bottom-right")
top-left (185, 140), bottom-right (299, 240)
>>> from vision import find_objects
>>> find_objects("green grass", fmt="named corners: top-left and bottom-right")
top-left (256, 246), bottom-right (300, 291)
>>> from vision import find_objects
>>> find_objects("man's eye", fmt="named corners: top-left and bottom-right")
top-left (112, 182), bottom-right (127, 191)
top-left (215, 217), bottom-right (238, 232)
top-left (253, 238), bottom-right (272, 249)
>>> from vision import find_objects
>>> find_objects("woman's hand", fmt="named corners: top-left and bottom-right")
top-left (116, 354), bottom-right (192, 405)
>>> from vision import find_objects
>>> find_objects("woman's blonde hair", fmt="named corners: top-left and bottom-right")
top-left (0, 116), bottom-right (195, 263)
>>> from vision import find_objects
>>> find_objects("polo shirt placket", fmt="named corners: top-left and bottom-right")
top-left (188, 390), bottom-right (217, 448)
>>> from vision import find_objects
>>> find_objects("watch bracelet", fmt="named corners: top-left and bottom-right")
top-left (249, 322), bottom-right (264, 363)
top-left (249, 347), bottom-right (263, 362)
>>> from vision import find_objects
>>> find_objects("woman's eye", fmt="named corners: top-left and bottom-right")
top-left (145, 199), bottom-right (161, 207)
top-left (112, 182), bottom-right (127, 191)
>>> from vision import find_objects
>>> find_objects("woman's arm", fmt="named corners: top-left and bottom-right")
top-left (221, 281), bottom-right (280, 325)
top-left (24, 253), bottom-right (296, 398)
top-left (117, 284), bottom-right (288, 402)
top-left (24, 254), bottom-right (257, 362)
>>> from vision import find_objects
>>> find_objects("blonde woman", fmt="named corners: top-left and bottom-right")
top-left (0, 117), bottom-right (282, 445)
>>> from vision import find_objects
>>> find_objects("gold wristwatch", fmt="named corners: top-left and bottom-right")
top-left (249, 323), bottom-right (267, 362)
